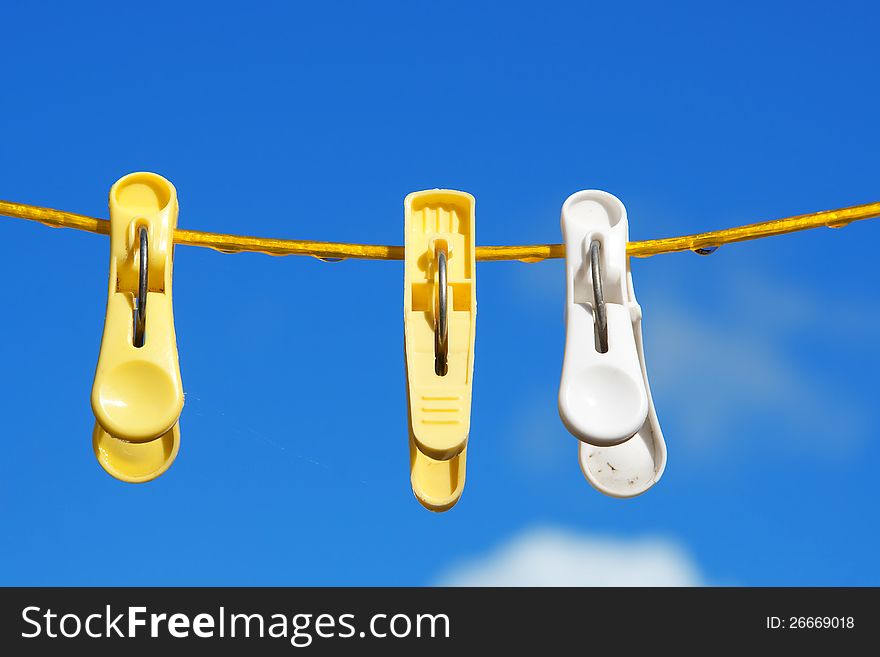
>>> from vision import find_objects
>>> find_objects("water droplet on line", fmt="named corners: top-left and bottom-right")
top-left (692, 245), bottom-right (719, 256)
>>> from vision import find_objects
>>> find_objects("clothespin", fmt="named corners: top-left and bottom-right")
top-left (91, 172), bottom-right (184, 483)
top-left (559, 190), bottom-right (666, 497)
top-left (404, 190), bottom-right (476, 511)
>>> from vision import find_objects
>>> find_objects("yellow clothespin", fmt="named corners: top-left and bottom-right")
top-left (91, 172), bottom-right (184, 483)
top-left (404, 190), bottom-right (476, 511)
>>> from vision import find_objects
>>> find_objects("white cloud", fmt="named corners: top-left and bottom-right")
top-left (645, 295), bottom-right (870, 457)
top-left (436, 527), bottom-right (704, 587)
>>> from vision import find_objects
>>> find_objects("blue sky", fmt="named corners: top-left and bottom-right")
top-left (1, 0), bottom-right (878, 585)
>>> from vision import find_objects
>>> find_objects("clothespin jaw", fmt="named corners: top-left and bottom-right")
top-left (91, 172), bottom-right (184, 483)
top-left (404, 189), bottom-right (476, 511)
top-left (93, 423), bottom-right (180, 484)
top-left (577, 282), bottom-right (667, 498)
top-left (559, 190), bottom-right (666, 497)
top-left (409, 417), bottom-right (467, 513)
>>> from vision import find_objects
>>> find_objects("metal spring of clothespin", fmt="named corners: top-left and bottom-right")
top-left (434, 245), bottom-right (449, 376)
top-left (134, 226), bottom-right (148, 348)
top-left (589, 240), bottom-right (608, 354)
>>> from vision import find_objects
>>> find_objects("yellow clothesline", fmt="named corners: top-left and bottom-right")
top-left (1, 198), bottom-right (878, 261)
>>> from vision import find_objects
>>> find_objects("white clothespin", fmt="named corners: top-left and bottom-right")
top-left (559, 190), bottom-right (666, 497)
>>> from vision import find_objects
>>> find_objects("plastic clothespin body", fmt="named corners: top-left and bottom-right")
top-left (404, 190), bottom-right (476, 511)
top-left (559, 190), bottom-right (666, 497)
top-left (91, 172), bottom-right (183, 483)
